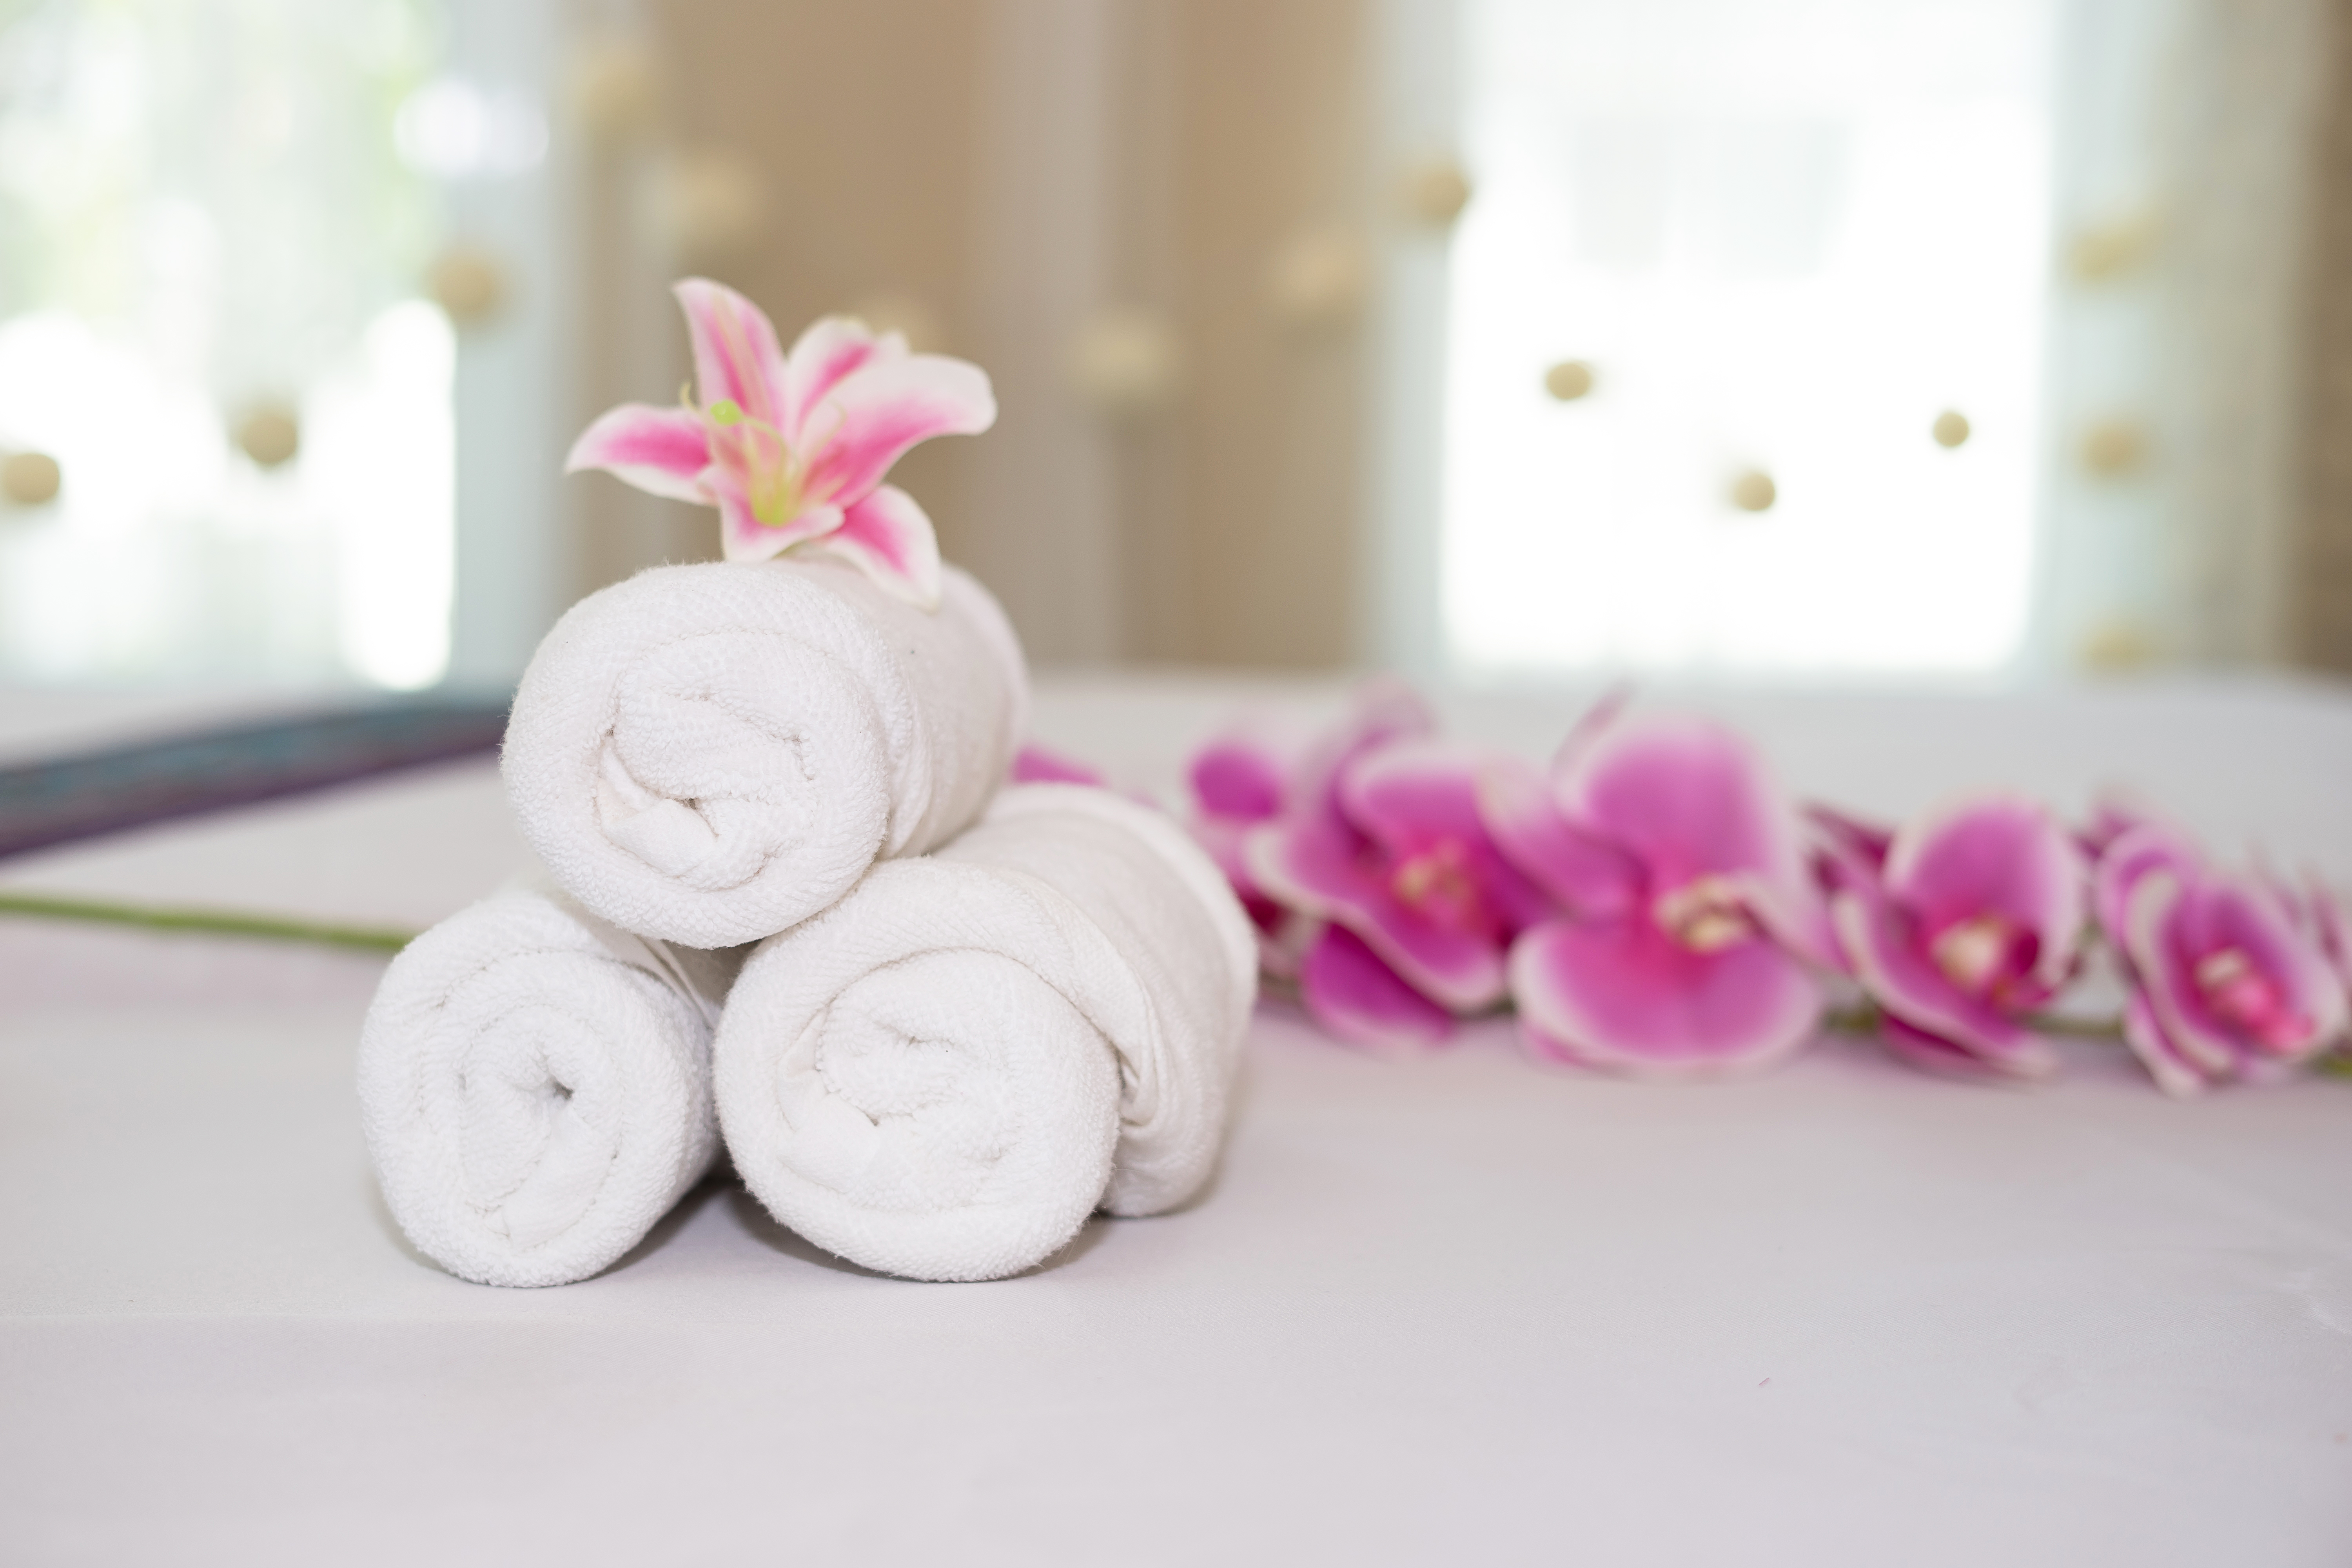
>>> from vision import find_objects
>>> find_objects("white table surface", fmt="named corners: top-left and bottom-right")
top-left (4, 673), bottom-right (2351, 1565)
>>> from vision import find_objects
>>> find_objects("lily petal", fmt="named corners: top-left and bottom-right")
top-left (675, 278), bottom-right (789, 427)
top-left (1299, 924), bottom-right (1455, 1052)
top-left (780, 315), bottom-right (887, 444)
top-left (1510, 916), bottom-right (1822, 1078)
top-left (718, 490), bottom-right (842, 564)
top-left (799, 352), bottom-right (997, 509)
top-left (807, 483), bottom-right (942, 607)
top-left (564, 403), bottom-right (711, 503)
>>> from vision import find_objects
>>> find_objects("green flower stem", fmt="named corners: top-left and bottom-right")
top-left (0, 889), bottom-right (416, 954)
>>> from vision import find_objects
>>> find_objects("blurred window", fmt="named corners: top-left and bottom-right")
top-left (0, 0), bottom-right (463, 687)
top-left (1443, 0), bottom-right (2052, 676)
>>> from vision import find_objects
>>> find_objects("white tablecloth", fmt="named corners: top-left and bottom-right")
top-left (4, 675), bottom-right (2350, 1564)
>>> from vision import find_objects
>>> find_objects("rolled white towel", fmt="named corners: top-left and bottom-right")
top-left (359, 889), bottom-right (744, 1287)
top-left (715, 784), bottom-right (1258, 1282)
top-left (502, 557), bottom-right (1029, 949)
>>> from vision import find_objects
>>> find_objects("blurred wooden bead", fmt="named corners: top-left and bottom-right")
top-left (850, 293), bottom-right (944, 354)
top-left (1396, 155), bottom-right (1472, 228)
top-left (1932, 410), bottom-right (1971, 448)
top-left (235, 406), bottom-right (301, 468)
top-left (2079, 619), bottom-right (2157, 671)
top-left (1544, 361), bottom-right (1595, 401)
top-left (429, 246), bottom-right (508, 325)
top-left (1067, 309), bottom-right (1182, 417)
top-left (1, 450), bottom-right (60, 506)
top-left (663, 150), bottom-right (768, 265)
top-left (570, 37), bottom-right (661, 143)
top-left (1265, 228), bottom-right (1367, 332)
top-left (2066, 211), bottom-right (2161, 284)
top-left (1730, 469), bottom-right (1777, 512)
top-left (2080, 420), bottom-right (2147, 477)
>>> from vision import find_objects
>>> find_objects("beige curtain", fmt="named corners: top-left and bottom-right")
top-left (574, 0), bottom-right (1375, 670)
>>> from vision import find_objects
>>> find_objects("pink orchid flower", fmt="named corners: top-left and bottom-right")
top-left (1816, 794), bottom-right (2087, 1082)
top-left (1010, 744), bottom-right (1106, 787)
top-left (2095, 821), bottom-right (2348, 1096)
top-left (566, 278), bottom-right (996, 608)
top-left (1486, 709), bottom-right (1826, 1078)
top-left (1193, 682), bottom-right (1546, 1051)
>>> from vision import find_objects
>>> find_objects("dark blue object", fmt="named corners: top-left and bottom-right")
top-left (0, 700), bottom-right (509, 861)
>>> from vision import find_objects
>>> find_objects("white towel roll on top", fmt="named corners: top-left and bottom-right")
top-left (503, 557), bottom-right (1028, 949)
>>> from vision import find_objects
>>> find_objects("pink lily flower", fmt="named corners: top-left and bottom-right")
top-left (566, 278), bottom-right (996, 608)
top-left (1817, 794), bottom-right (2087, 1082)
top-left (1488, 710), bottom-right (1826, 1078)
top-left (2096, 822), bottom-right (2348, 1096)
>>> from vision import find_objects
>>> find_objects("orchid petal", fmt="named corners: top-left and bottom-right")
top-left (1245, 818), bottom-right (1506, 1012)
top-left (675, 278), bottom-right (789, 427)
top-left (1011, 744), bottom-right (1105, 787)
top-left (1477, 755), bottom-right (1640, 918)
top-left (1829, 888), bottom-right (2056, 1079)
top-left (1883, 793), bottom-right (2087, 1000)
top-left (2123, 989), bottom-right (2211, 1098)
top-left (780, 315), bottom-right (887, 443)
top-left (805, 484), bottom-right (942, 608)
top-left (2121, 867), bottom-right (2242, 1077)
top-left (1877, 1013), bottom-right (2042, 1083)
top-left (799, 352), bottom-right (997, 510)
top-left (1555, 712), bottom-right (1809, 897)
top-left (564, 403), bottom-right (712, 503)
top-left (1341, 742), bottom-right (1559, 933)
top-left (718, 491), bottom-right (841, 564)
top-left (1191, 734), bottom-right (1290, 822)
top-left (1299, 925), bottom-right (1455, 1052)
top-left (2166, 874), bottom-right (2347, 1062)
top-left (1510, 917), bottom-right (1822, 1078)
top-left (1804, 803), bottom-right (1894, 870)
top-left (2093, 821), bottom-right (2201, 946)
top-left (1287, 680), bottom-right (1435, 836)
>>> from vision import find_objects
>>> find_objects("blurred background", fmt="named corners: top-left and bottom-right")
top-left (0, 0), bottom-right (2345, 693)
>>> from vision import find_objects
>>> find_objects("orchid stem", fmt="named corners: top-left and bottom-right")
top-left (0, 890), bottom-right (416, 954)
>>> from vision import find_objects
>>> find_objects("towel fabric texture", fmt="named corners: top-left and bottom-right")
top-left (502, 557), bottom-right (1028, 949)
top-left (714, 784), bottom-right (1258, 1282)
top-left (359, 889), bottom-right (744, 1287)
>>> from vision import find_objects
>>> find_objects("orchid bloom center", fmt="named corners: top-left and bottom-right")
top-left (2192, 946), bottom-right (2309, 1049)
top-left (1930, 913), bottom-right (2027, 1000)
top-left (1651, 874), bottom-right (1755, 954)
top-left (1388, 837), bottom-right (1486, 933)
top-left (701, 395), bottom-right (806, 528)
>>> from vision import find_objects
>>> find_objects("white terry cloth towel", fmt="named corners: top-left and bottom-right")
top-left (715, 784), bottom-right (1258, 1282)
top-left (359, 888), bottom-right (746, 1288)
top-left (502, 556), bottom-right (1029, 949)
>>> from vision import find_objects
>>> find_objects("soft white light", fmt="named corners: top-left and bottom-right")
top-left (394, 77), bottom-right (547, 180)
top-left (1443, 0), bottom-right (2053, 678)
top-left (310, 302), bottom-right (455, 690)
